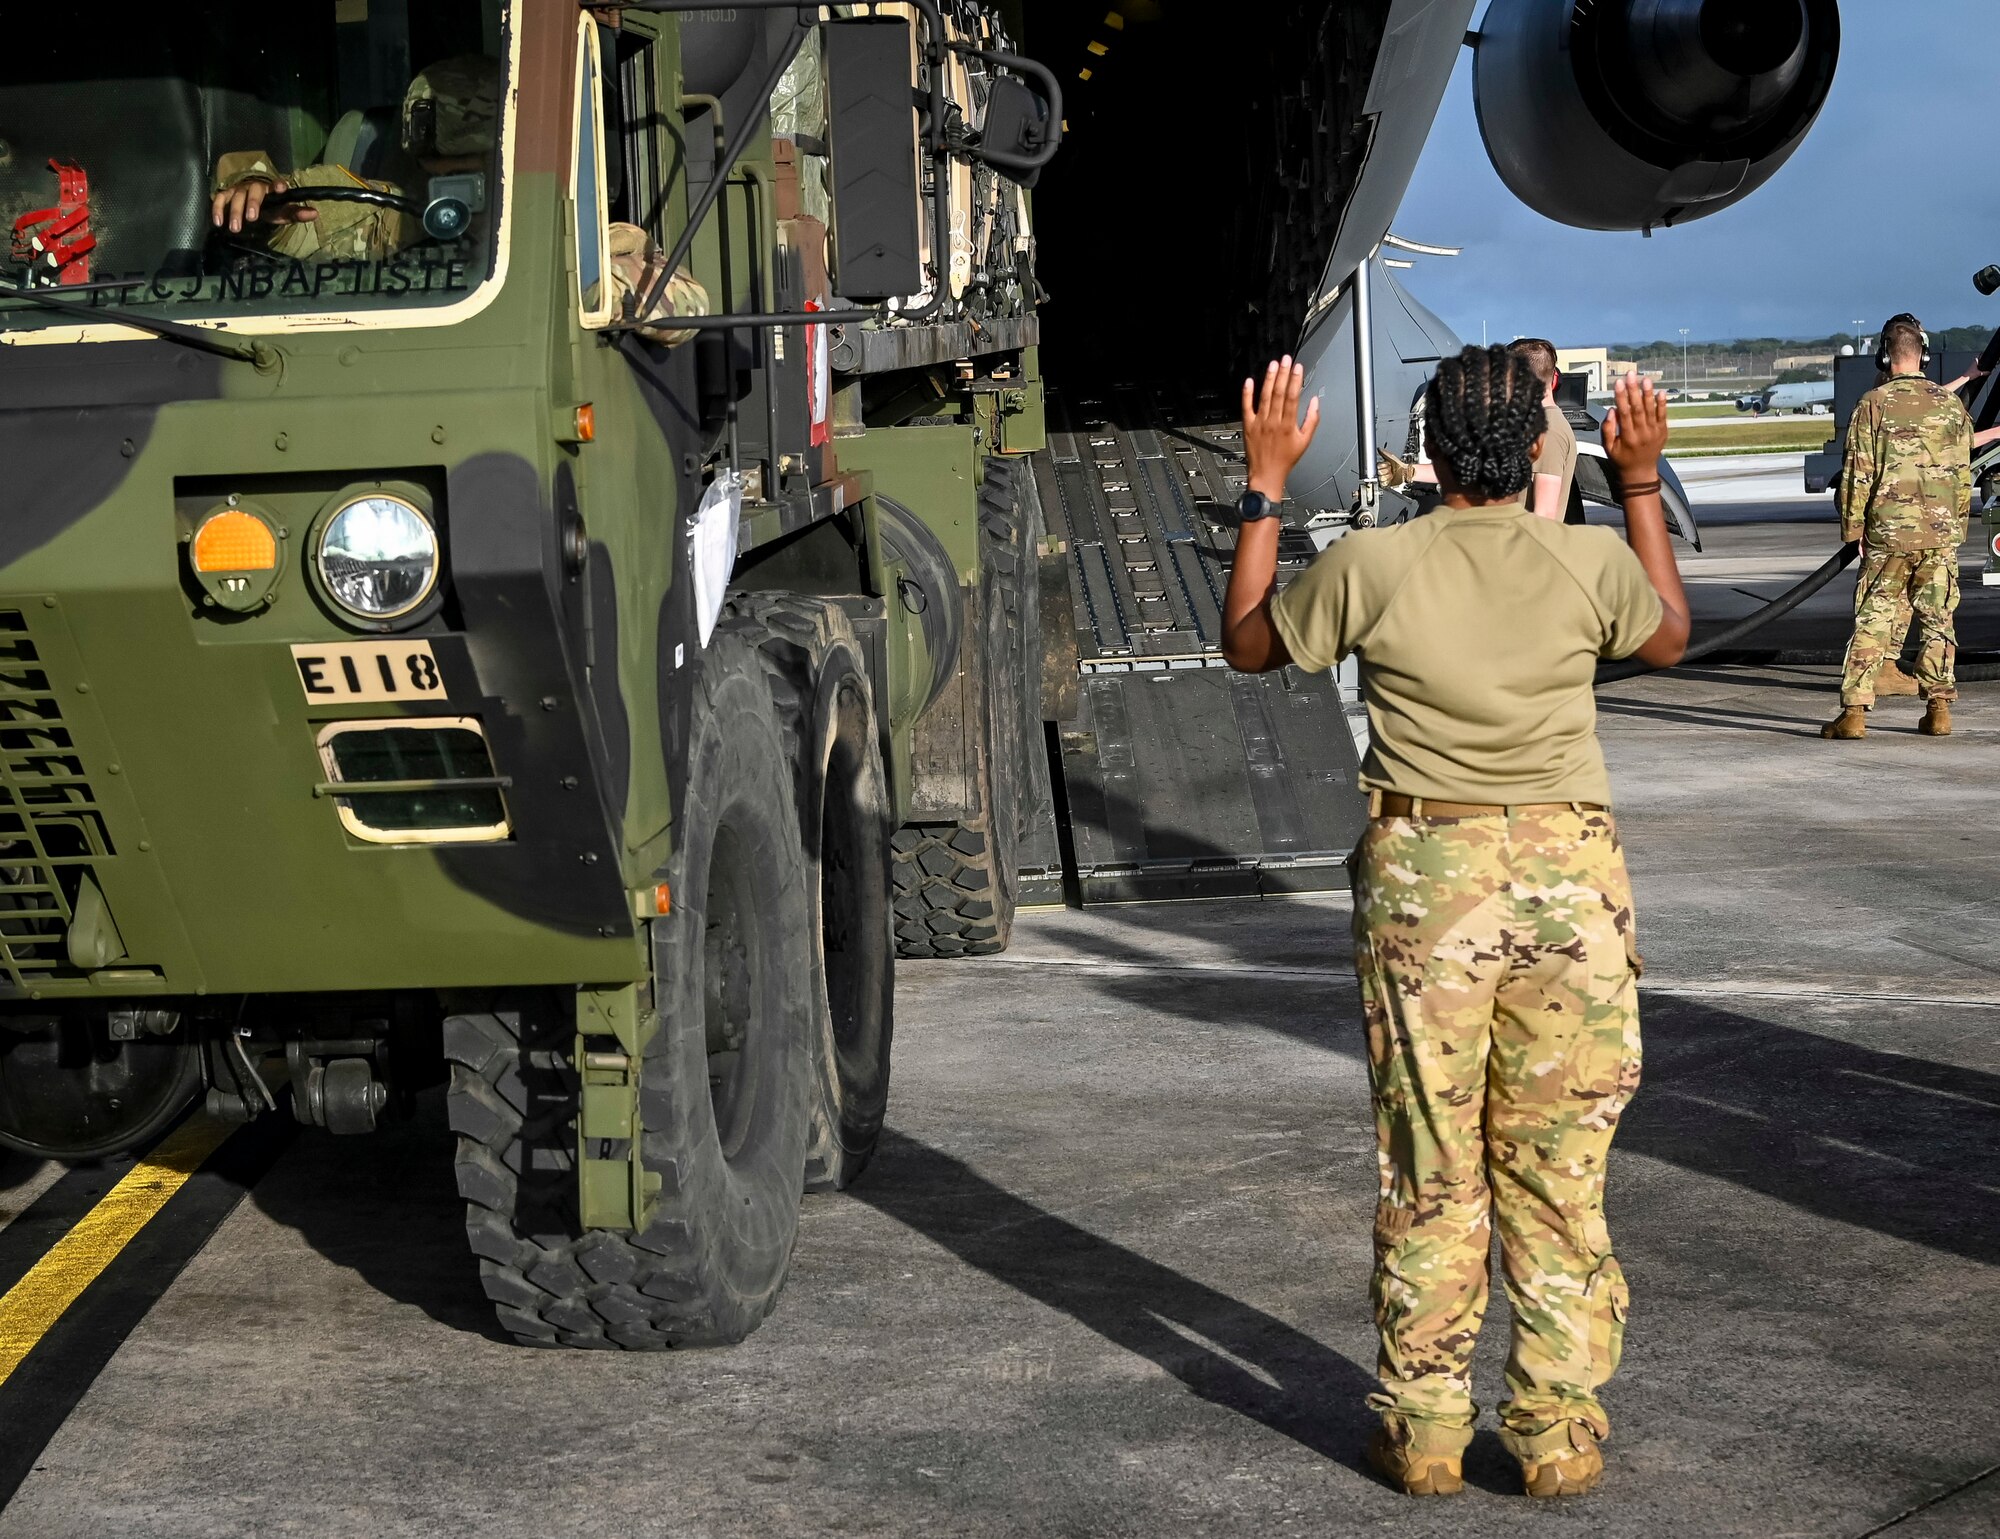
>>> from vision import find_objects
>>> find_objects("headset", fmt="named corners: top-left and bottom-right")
top-left (1875, 312), bottom-right (1931, 373)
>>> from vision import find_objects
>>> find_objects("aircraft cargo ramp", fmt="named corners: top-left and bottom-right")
top-left (1021, 390), bottom-right (1369, 906)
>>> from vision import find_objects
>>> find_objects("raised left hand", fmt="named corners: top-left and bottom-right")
top-left (1242, 357), bottom-right (1321, 500)
top-left (1603, 371), bottom-right (1669, 480)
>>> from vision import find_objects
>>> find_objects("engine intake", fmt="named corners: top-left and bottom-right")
top-left (1474, 0), bottom-right (1839, 231)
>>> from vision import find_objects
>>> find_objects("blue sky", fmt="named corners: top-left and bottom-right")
top-left (1390, 0), bottom-right (1987, 348)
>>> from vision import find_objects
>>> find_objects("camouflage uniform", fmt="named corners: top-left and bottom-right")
top-left (1837, 375), bottom-right (1973, 706)
top-left (212, 55), bottom-right (502, 263)
top-left (212, 152), bottom-right (418, 262)
top-left (590, 223), bottom-right (711, 346)
top-left (398, 55), bottom-right (503, 161)
top-left (1351, 806), bottom-right (1640, 1463)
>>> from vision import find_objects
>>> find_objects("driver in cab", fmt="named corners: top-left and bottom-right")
top-left (209, 54), bottom-right (502, 261)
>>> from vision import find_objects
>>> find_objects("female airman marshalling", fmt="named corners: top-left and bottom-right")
top-left (1221, 348), bottom-right (1687, 1499)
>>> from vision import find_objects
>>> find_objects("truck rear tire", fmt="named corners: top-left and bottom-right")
top-left (891, 457), bottom-right (1037, 959)
top-left (731, 593), bottom-right (894, 1192)
top-left (446, 616), bottom-right (814, 1349)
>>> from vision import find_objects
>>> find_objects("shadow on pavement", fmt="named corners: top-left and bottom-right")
top-left (1665, 664), bottom-right (1838, 690)
top-left (1044, 904), bottom-right (2000, 1268)
top-left (1594, 695), bottom-right (1828, 737)
top-left (247, 1089), bottom-right (512, 1343)
top-left (849, 1128), bottom-right (1386, 1480)
top-left (0, 1148), bottom-right (40, 1201)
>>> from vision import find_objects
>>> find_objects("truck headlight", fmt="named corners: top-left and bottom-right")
top-left (316, 495), bottom-right (439, 621)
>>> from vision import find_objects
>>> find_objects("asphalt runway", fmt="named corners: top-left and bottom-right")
top-left (2, 496), bottom-right (1997, 1537)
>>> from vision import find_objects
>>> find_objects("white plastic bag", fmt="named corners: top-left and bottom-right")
top-left (690, 470), bottom-right (743, 647)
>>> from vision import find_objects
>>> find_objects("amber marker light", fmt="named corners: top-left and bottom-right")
top-left (654, 882), bottom-right (672, 915)
top-left (192, 509), bottom-right (278, 573)
top-left (575, 403), bottom-right (596, 442)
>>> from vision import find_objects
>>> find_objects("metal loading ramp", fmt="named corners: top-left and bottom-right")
top-left (1028, 388), bottom-right (1369, 904)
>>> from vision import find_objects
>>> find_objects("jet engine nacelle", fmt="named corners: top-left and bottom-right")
top-left (1473, 0), bottom-right (1839, 232)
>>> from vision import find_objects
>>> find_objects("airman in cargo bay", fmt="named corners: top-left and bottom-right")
top-left (210, 54), bottom-right (504, 260)
top-left (1823, 315), bottom-right (1973, 741)
top-left (1222, 352), bottom-right (1689, 1500)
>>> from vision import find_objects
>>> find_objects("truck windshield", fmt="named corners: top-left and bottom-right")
top-left (0, 1), bottom-right (510, 332)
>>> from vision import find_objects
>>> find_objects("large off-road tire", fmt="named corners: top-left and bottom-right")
top-left (445, 614), bottom-right (815, 1349)
top-left (891, 457), bottom-right (1039, 959)
top-left (731, 593), bottom-right (894, 1192)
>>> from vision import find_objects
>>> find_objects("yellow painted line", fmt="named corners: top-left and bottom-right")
top-left (0, 1117), bottom-right (233, 1389)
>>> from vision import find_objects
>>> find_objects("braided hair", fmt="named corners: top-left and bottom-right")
top-left (1422, 344), bottom-right (1543, 501)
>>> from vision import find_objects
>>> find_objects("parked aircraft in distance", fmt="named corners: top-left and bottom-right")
top-left (1742, 379), bottom-right (1835, 415)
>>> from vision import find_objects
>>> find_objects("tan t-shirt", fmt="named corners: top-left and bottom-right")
top-left (1268, 503), bottom-right (1662, 804)
top-left (1531, 402), bottom-right (1579, 520)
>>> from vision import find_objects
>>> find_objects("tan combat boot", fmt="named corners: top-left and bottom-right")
top-left (1366, 1426), bottom-right (1464, 1497)
top-left (1919, 698), bottom-right (1952, 736)
top-left (1875, 661), bottom-right (1920, 697)
top-left (1820, 706), bottom-right (1866, 739)
top-left (1511, 1423), bottom-right (1605, 1499)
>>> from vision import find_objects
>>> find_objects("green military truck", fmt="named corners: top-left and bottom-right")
top-left (0, 0), bottom-right (1059, 1348)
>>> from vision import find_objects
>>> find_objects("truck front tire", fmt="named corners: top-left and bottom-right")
top-left (446, 617), bottom-right (814, 1349)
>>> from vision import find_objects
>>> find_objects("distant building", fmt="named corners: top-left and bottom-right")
top-left (1774, 352), bottom-right (1835, 372)
top-left (1555, 346), bottom-right (1639, 394)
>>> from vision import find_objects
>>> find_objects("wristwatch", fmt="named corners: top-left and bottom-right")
top-left (1236, 490), bottom-right (1280, 523)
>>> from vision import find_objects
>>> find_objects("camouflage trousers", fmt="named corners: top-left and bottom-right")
top-left (1350, 807), bottom-right (1641, 1459)
top-left (1841, 546), bottom-right (1959, 706)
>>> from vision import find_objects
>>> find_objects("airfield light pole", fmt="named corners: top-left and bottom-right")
top-left (1679, 327), bottom-right (1690, 400)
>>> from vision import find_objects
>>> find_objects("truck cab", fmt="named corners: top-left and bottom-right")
top-left (0, 0), bottom-right (1058, 1348)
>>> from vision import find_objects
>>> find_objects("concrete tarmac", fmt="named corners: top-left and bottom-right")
top-left (2, 535), bottom-right (1998, 1537)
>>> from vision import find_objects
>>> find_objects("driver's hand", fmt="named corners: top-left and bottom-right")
top-left (210, 178), bottom-right (319, 234)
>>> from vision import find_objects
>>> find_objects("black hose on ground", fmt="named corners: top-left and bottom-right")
top-left (1596, 541), bottom-right (1861, 686)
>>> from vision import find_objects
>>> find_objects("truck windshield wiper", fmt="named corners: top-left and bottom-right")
top-left (0, 281), bottom-right (277, 368)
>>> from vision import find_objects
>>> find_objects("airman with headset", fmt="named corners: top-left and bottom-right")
top-left (1822, 314), bottom-right (1974, 739)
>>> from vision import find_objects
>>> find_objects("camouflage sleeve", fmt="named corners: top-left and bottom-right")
top-left (213, 151), bottom-right (283, 193)
top-left (1836, 395), bottom-right (1879, 542)
top-left (588, 222), bottom-right (711, 346)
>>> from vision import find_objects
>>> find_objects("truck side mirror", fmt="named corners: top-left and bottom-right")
top-left (824, 18), bottom-right (923, 302)
top-left (967, 54), bottom-right (1063, 188)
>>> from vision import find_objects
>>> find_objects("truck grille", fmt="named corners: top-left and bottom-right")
top-left (0, 610), bottom-right (113, 989)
